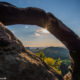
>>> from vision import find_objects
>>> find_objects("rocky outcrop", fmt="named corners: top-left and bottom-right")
top-left (64, 72), bottom-right (72, 80)
top-left (0, 22), bottom-right (63, 80)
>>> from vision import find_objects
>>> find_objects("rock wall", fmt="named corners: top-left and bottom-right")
top-left (0, 22), bottom-right (63, 80)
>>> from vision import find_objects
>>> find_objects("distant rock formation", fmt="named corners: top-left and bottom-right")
top-left (0, 22), bottom-right (63, 80)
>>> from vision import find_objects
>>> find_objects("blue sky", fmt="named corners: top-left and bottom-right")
top-left (0, 0), bottom-right (80, 47)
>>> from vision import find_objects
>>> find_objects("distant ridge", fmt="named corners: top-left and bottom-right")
top-left (25, 46), bottom-right (69, 60)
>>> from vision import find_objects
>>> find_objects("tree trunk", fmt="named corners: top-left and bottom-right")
top-left (0, 2), bottom-right (80, 80)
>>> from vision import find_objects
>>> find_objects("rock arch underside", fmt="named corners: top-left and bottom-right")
top-left (0, 2), bottom-right (80, 80)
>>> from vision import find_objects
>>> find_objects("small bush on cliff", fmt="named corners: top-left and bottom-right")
top-left (36, 51), bottom-right (62, 74)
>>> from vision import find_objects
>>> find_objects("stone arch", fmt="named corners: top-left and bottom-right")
top-left (0, 2), bottom-right (80, 80)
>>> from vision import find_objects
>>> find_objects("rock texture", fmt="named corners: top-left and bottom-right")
top-left (0, 22), bottom-right (63, 80)
top-left (64, 72), bottom-right (72, 80)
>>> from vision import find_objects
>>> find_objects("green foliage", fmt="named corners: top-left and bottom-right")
top-left (36, 51), bottom-right (62, 74)
top-left (44, 57), bottom-right (56, 66)
top-left (62, 59), bottom-right (71, 65)
top-left (55, 58), bottom-right (62, 69)
top-left (36, 51), bottom-right (45, 60)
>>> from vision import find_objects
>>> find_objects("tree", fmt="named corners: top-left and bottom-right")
top-left (36, 52), bottom-right (62, 74)
top-left (36, 51), bottom-right (45, 60)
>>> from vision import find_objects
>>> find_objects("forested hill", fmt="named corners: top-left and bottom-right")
top-left (26, 47), bottom-right (69, 60)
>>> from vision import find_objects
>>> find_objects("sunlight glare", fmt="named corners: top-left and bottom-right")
top-left (41, 29), bottom-right (49, 33)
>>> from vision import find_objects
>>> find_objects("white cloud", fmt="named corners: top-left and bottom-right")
top-left (25, 25), bottom-right (28, 29)
top-left (35, 33), bottom-right (40, 36)
top-left (35, 28), bottom-right (50, 37)
top-left (36, 28), bottom-right (49, 34)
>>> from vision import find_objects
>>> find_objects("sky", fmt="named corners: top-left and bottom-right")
top-left (0, 0), bottom-right (80, 47)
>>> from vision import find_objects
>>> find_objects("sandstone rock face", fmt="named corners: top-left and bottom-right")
top-left (0, 22), bottom-right (63, 80)
top-left (64, 72), bottom-right (72, 80)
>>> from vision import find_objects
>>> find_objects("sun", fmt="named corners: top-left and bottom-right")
top-left (41, 29), bottom-right (49, 33)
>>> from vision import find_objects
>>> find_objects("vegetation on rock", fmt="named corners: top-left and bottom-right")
top-left (36, 51), bottom-right (62, 74)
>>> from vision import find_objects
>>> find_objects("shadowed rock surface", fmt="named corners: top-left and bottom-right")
top-left (0, 23), bottom-right (63, 80)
